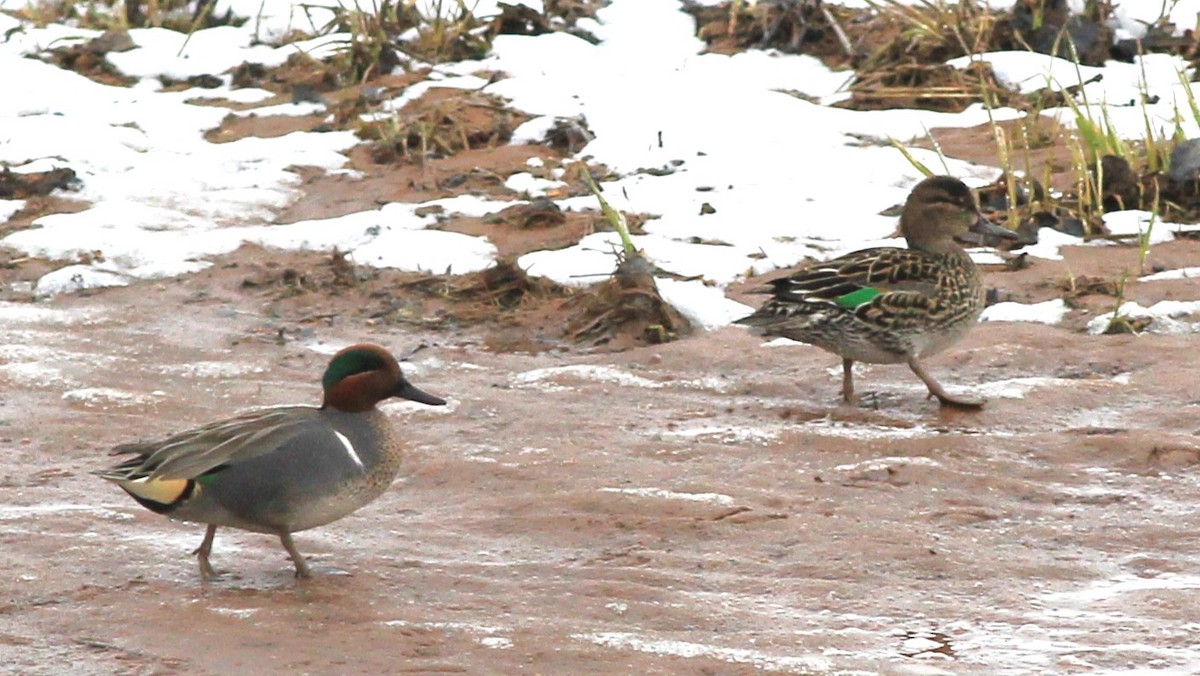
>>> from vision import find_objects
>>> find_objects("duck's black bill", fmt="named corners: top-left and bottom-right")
top-left (394, 380), bottom-right (447, 406)
top-left (971, 214), bottom-right (1020, 240)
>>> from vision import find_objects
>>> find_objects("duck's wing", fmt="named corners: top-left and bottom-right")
top-left (765, 248), bottom-right (941, 308)
top-left (98, 407), bottom-right (322, 482)
top-left (738, 248), bottom-right (940, 330)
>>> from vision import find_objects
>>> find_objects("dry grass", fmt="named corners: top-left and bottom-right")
top-left (357, 89), bottom-right (524, 164)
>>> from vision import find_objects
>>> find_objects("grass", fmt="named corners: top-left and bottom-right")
top-left (357, 88), bottom-right (521, 164)
top-left (401, 0), bottom-right (492, 65)
top-left (1100, 271), bottom-right (1154, 334)
top-left (4, 0), bottom-right (534, 87)
top-left (6, 0), bottom-right (244, 31)
top-left (875, 10), bottom-right (1195, 337)
top-left (580, 168), bottom-right (636, 258)
top-left (314, 0), bottom-right (421, 83)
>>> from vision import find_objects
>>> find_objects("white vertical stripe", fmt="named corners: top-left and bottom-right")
top-left (333, 430), bottom-right (365, 470)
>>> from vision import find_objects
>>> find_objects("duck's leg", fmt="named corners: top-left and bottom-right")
top-left (278, 532), bottom-right (312, 579)
top-left (906, 356), bottom-right (984, 409)
top-left (193, 524), bottom-right (220, 579)
top-left (841, 358), bottom-right (857, 404)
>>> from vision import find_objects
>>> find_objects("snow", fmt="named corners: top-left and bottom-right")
top-left (504, 172), bottom-right (565, 197)
top-left (599, 487), bottom-right (735, 506)
top-left (948, 49), bottom-right (1199, 142)
top-left (1, 0), bottom-right (1199, 329)
top-left (510, 364), bottom-right (724, 392)
top-left (1101, 210), bottom-right (1182, 246)
top-left (1140, 267), bottom-right (1200, 282)
top-left (0, 200), bottom-right (24, 222)
top-left (656, 278), bottom-right (755, 330)
top-left (981, 299), bottom-right (1069, 324)
top-left (574, 631), bottom-right (830, 673)
top-left (1016, 228), bottom-right (1085, 261)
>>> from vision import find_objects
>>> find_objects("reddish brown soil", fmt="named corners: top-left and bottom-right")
top-left (926, 117), bottom-right (1081, 194)
top-left (2, 226), bottom-right (1200, 672)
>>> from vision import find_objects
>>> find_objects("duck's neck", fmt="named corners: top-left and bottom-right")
top-left (907, 238), bottom-right (968, 257)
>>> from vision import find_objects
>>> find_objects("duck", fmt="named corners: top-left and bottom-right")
top-left (736, 176), bottom-right (1017, 408)
top-left (96, 343), bottom-right (446, 579)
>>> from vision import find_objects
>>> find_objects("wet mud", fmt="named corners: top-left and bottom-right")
top-left (2, 236), bottom-right (1199, 674)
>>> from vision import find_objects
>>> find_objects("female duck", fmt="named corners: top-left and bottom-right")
top-left (737, 176), bottom-right (1017, 408)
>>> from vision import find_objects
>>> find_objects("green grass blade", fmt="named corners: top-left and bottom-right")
top-left (887, 137), bottom-right (934, 177)
top-left (581, 169), bottom-right (636, 257)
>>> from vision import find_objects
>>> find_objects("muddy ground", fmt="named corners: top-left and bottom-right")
top-left (1, 227), bottom-right (1199, 674)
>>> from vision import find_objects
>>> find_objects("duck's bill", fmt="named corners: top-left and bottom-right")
top-left (971, 214), bottom-right (1020, 239)
top-left (394, 380), bottom-right (447, 406)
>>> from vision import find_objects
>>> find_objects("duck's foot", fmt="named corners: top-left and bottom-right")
top-left (838, 392), bottom-right (884, 410)
top-left (907, 356), bottom-right (985, 410)
top-left (278, 532), bottom-right (313, 579)
top-left (839, 360), bottom-right (883, 409)
top-left (193, 524), bottom-right (224, 580)
top-left (856, 391), bottom-right (882, 410)
top-left (931, 391), bottom-right (985, 409)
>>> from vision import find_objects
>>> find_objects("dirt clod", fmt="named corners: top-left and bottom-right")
top-left (0, 167), bottom-right (80, 199)
top-left (361, 89), bottom-right (525, 165)
top-left (567, 253), bottom-right (692, 348)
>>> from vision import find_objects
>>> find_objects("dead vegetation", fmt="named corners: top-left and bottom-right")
top-left (233, 246), bottom-right (688, 353)
top-left (313, 0), bottom-right (609, 83)
top-left (357, 88), bottom-right (526, 164)
top-left (669, 0), bottom-right (1200, 250)
top-left (564, 252), bottom-right (691, 348)
top-left (0, 167), bottom-right (80, 200)
top-left (38, 29), bottom-right (137, 86)
top-left (683, 0), bottom-right (1192, 113)
top-left (237, 248), bottom-right (571, 333)
top-left (560, 171), bottom-right (693, 349)
top-left (232, 163), bottom-right (694, 352)
top-left (4, 0), bottom-right (241, 31)
top-left (6, 0), bottom-right (608, 92)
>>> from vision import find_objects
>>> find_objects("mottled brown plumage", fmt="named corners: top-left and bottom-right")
top-left (737, 176), bottom-right (1017, 408)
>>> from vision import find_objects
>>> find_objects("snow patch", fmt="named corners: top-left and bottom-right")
top-left (980, 299), bottom-right (1069, 324)
top-left (1086, 301), bottom-right (1200, 335)
top-left (600, 487), bottom-right (735, 506)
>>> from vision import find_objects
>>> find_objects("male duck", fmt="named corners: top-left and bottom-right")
top-left (97, 343), bottom-right (446, 579)
top-left (737, 176), bottom-right (1017, 408)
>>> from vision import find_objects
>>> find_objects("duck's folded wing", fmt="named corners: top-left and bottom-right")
top-left (104, 407), bottom-right (322, 481)
top-left (770, 248), bottom-right (940, 307)
top-left (851, 288), bottom-right (937, 333)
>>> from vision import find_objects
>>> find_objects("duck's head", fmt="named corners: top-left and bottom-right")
top-left (900, 176), bottom-right (1017, 253)
top-left (321, 344), bottom-right (446, 413)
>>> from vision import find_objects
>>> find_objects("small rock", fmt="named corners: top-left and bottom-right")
top-left (1167, 138), bottom-right (1200, 183)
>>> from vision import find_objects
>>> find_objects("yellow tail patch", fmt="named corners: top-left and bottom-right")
top-left (122, 477), bottom-right (195, 506)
